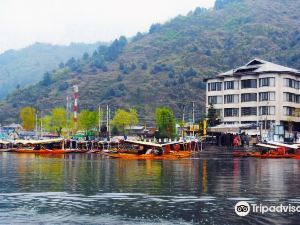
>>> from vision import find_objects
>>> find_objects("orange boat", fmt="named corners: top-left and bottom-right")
top-left (105, 151), bottom-right (192, 160)
top-left (233, 142), bottom-right (299, 159)
top-left (11, 138), bottom-right (74, 154)
top-left (102, 139), bottom-right (194, 160)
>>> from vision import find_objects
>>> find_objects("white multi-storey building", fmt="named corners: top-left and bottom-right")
top-left (204, 58), bottom-right (300, 130)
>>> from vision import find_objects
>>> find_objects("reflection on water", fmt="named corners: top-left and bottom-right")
top-left (0, 153), bottom-right (299, 224)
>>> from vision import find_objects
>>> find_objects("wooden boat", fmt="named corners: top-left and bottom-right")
top-left (233, 142), bottom-right (299, 158)
top-left (102, 139), bottom-right (193, 159)
top-left (11, 138), bottom-right (74, 154)
top-left (105, 151), bottom-right (192, 160)
top-left (0, 140), bottom-right (12, 152)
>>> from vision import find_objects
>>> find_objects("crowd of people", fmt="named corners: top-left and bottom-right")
top-left (216, 132), bottom-right (252, 148)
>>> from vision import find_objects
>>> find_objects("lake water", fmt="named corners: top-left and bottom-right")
top-left (0, 152), bottom-right (299, 224)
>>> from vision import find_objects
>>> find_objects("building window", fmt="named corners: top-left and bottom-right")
top-left (224, 81), bottom-right (239, 90)
top-left (241, 79), bottom-right (257, 89)
top-left (208, 96), bottom-right (223, 104)
top-left (259, 106), bottom-right (275, 115)
top-left (224, 94), bottom-right (239, 104)
top-left (241, 107), bottom-right (257, 116)
top-left (224, 108), bottom-right (239, 117)
top-left (259, 77), bottom-right (275, 87)
top-left (241, 93), bottom-right (257, 102)
top-left (259, 92), bottom-right (275, 101)
top-left (284, 78), bottom-right (299, 89)
top-left (208, 82), bottom-right (222, 91)
top-left (283, 107), bottom-right (295, 116)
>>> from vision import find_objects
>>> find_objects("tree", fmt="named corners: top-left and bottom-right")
top-left (41, 72), bottom-right (52, 86)
top-left (207, 104), bottom-right (219, 127)
top-left (40, 115), bottom-right (52, 132)
top-left (155, 107), bottom-right (176, 139)
top-left (82, 52), bottom-right (89, 61)
top-left (20, 106), bottom-right (36, 131)
top-left (78, 109), bottom-right (99, 132)
top-left (50, 107), bottom-right (67, 136)
top-left (111, 108), bottom-right (139, 134)
top-left (149, 23), bottom-right (162, 34)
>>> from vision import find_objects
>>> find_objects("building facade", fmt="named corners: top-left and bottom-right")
top-left (204, 58), bottom-right (300, 131)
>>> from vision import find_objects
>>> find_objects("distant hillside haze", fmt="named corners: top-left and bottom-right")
top-left (0, 42), bottom-right (104, 99)
top-left (0, 0), bottom-right (300, 123)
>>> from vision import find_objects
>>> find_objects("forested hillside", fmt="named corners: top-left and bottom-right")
top-left (0, 42), bottom-right (102, 99)
top-left (1, 0), bottom-right (300, 123)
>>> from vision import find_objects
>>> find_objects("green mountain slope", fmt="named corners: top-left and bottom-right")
top-left (0, 42), bottom-right (103, 99)
top-left (1, 0), bottom-right (300, 123)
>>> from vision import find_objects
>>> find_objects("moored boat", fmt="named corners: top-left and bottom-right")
top-left (11, 138), bottom-right (75, 154)
top-left (103, 139), bottom-right (193, 160)
top-left (105, 151), bottom-right (191, 160)
top-left (233, 142), bottom-right (299, 159)
top-left (0, 140), bottom-right (12, 152)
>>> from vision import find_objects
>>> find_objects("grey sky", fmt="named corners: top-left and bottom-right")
top-left (0, 0), bottom-right (215, 53)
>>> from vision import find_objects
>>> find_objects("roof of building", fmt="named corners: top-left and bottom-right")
top-left (203, 59), bottom-right (300, 82)
top-left (218, 58), bottom-right (300, 77)
top-left (2, 123), bottom-right (23, 129)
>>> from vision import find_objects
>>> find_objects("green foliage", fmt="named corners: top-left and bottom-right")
top-left (41, 72), bottom-right (52, 86)
top-left (20, 106), bottom-right (36, 131)
top-left (207, 104), bottom-right (220, 127)
top-left (183, 68), bottom-right (197, 78)
top-left (78, 109), bottom-right (100, 132)
top-left (111, 108), bottom-right (139, 134)
top-left (149, 23), bottom-right (162, 34)
top-left (141, 62), bottom-right (147, 70)
top-left (104, 36), bottom-right (127, 61)
top-left (58, 82), bottom-right (69, 91)
top-left (0, 42), bottom-right (100, 99)
top-left (214, 0), bottom-right (240, 10)
top-left (50, 107), bottom-right (67, 136)
top-left (155, 107), bottom-right (176, 139)
top-left (82, 52), bottom-right (89, 61)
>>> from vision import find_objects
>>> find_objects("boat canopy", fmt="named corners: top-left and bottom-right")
top-left (256, 143), bottom-right (279, 149)
top-left (13, 138), bottom-right (64, 145)
top-left (267, 141), bottom-right (299, 149)
top-left (124, 140), bottom-right (162, 147)
top-left (0, 140), bottom-right (10, 144)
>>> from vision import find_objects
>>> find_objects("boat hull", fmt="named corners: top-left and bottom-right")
top-left (233, 151), bottom-right (297, 158)
top-left (105, 151), bottom-right (191, 160)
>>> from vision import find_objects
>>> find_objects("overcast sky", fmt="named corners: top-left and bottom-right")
top-left (0, 0), bottom-right (215, 53)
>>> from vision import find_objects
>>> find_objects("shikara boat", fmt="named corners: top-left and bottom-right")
top-left (0, 140), bottom-right (12, 152)
top-left (105, 151), bottom-right (191, 160)
top-left (103, 139), bottom-right (193, 160)
top-left (233, 142), bottom-right (299, 159)
top-left (10, 138), bottom-right (75, 154)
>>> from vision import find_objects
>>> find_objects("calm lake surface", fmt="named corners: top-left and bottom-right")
top-left (0, 152), bottom-right (299, 224)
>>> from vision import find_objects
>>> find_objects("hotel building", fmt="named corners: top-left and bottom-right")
top-left (204, 58), bottom-right (300, 131)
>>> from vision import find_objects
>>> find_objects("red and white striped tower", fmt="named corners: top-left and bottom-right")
top-left (73, 85), bottom-right (79, 128)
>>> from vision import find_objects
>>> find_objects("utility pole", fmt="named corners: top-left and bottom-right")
top-left (73, 85), bottom-right (79, 129)
top-left (192, 101), bottom-right (195, 137)
top-left (40, 111), bottom-right (43, 137)
top-left (98, 106), bottom-right (101, 134)
top-left (35, 112), bottom-right (38, 138)
top-left (108, 107), bottom-right (111, 139)
top-left (182, 105), bottom-right (185, 138)
top-left (106, 105), bottom-right (109, 140)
